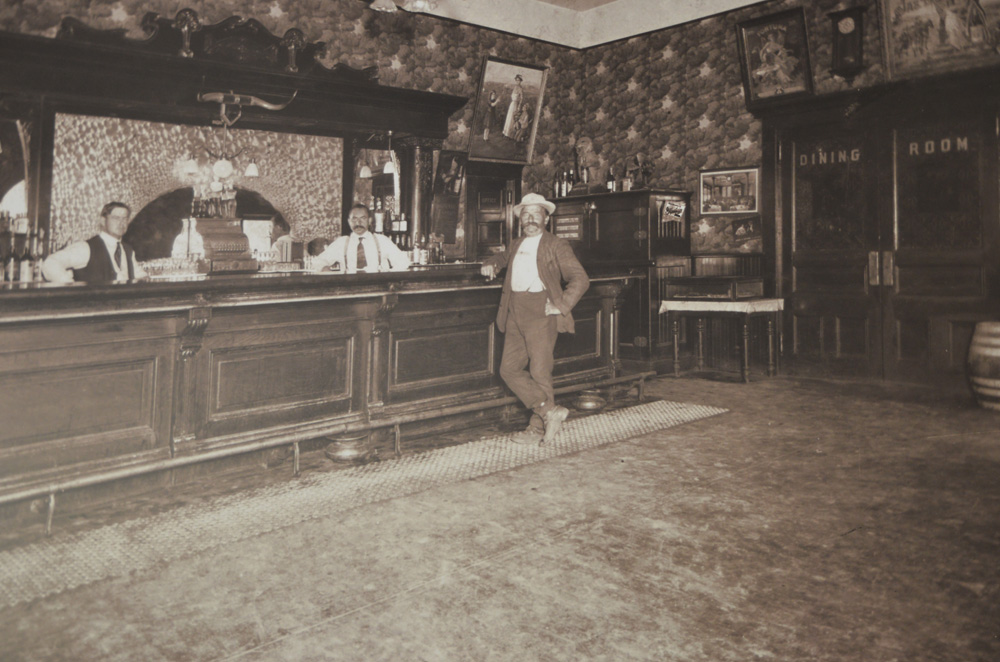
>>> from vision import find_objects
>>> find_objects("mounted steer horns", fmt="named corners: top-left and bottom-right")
top-left (197, 90), bottom-right (298, 127)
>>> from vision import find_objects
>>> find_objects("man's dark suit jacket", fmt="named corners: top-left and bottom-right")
top-left (483, 230), bottom-right (590, 334)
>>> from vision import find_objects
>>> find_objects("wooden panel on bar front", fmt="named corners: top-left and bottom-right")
top-left (553, 300), bottom-right (602, 377)
top-left (390, 324), bottom-right (495, 394)
top-left (197, 308), bottom-right (366, 439)
top-left (0, 316), bottom-right (175, 480)
top-left (210, 338), bottom-right (355, 418)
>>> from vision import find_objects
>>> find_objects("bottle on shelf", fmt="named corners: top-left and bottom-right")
top-left (18, 228), bottom-right (34, 283)
top-left (31, 227), bottom-right (46, 282)
top-left (606, 166), bottom-right (616, 192)
top-left (415, 234), bottom-right (427, 265)
top-left (374, 198), bottom-right (385, 234)
top-left (430, 237), bottom-right (444, 264)
top-left (5, 230), bottom-right (19, 283)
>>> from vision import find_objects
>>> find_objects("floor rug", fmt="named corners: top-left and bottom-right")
top-left (0, 399), bottom-right (727, 610)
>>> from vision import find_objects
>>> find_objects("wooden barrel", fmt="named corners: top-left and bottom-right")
top-left (967, 321), bottom-right (1000, 412)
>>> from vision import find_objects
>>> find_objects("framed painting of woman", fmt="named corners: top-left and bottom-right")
top-left (468, 57), bottom-right (548, 165)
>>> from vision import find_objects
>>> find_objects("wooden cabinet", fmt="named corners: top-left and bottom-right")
top-left (551, 189), bottom-right (692, 369)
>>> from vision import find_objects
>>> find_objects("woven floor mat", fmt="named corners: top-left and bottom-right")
top-left (0, 400), bottom-right (727, 610)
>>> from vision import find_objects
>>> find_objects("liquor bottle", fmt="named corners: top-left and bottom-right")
top-left (415, 234), bottom-right (426, 265)
top-left (374, 198), bottom-right (384, 234)
top-left (553, 172), bottom-right (561, 199)
top-left (5, 231), bottom-right (19, 283)
top-left (19, 228), bottom-right (34, 283)
top-left (606, 166), bottom-right (616, 192)
top-left (31, 227), bottom-right (46, 282)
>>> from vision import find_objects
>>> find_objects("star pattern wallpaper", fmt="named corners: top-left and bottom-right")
top-left (2, 0), bottom-right (888, 252)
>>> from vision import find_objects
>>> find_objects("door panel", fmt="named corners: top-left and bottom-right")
top-left (787, 126), bottom-right (881, 377)
top-left (780, 109), bottom-right (998, 384)
top-left (885, 114), bottom-right (997, 382)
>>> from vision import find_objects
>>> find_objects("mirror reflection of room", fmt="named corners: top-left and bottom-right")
top-left (47, 114), bottom-right (344, 280)
top-left (0, 118), bottom-right (36, 284)
top-left (354, 147), bottom-right (410, 250)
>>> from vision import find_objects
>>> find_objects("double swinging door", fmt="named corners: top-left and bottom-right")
top-left (776, 103), bottom-right (999, 386)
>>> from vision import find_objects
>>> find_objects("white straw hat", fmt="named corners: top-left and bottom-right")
top-left (512, 192), bottom-right (556, 218)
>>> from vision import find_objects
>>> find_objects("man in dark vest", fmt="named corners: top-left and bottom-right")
top-left (41, 201), bottom-right (147, 284)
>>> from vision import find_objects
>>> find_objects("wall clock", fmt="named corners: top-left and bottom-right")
top-left (829, 6), bottom-right (867, 82)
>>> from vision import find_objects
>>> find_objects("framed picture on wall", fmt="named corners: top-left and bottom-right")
top-left (699, 167), bottom-right (759, 215)
top-left (879, 0), bottom-right (1000, 80)
top-left (468, 57), bottom-right (548, 165)
top-left (736, 8), bottom-right (814, 110)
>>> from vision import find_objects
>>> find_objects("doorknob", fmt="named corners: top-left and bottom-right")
top-left (881, 250), bottom-right (895, 287)
top-left (868, 251), bottom-right (880, 286)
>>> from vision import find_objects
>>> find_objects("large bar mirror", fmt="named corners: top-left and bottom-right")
top-left (48, 113), bottom-right (344, 279)
top-left (0, 110), bottom-right (37, 282)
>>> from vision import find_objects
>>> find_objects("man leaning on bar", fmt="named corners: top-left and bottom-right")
top-left (42, 201), bottom-right (147, 284)
top-left (480, 192), bottom-right (590, 446)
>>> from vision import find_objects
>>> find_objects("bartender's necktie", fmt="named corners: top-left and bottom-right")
top-left (114, 242), bottom-right (123, 271)
top-left (356, 238), bottom-right (367, 270)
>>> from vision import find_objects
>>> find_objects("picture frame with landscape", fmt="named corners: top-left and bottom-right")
top-left (879, 0), bottom-right (1000, 80)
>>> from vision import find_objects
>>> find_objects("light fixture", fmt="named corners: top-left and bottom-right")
top-left (369, 0), bottom-right (398, 12)
top-left (182, 153), bottom-right (199, 177)
top-left (383, 130), bottom-right (396, 174)
top-left (400, 0), bottom-right (437, 11)
top-left (359, 165), bottom-right (373, 178)
top-left (244, 159), bottom-right (259, 178)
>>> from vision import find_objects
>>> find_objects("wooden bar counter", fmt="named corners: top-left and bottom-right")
top-left (0, 267), bottom-right (635, 515)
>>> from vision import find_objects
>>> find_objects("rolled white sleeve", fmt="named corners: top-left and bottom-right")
top-left (377, 234), bottom-right (411, 271)
top-left (131, 259), bottom-right (148, 281)
top-left (311, 236), bottom-right (348, 272)
top-left (41, 241), bottom-right (91, 283)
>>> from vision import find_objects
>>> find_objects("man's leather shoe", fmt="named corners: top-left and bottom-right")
top-left (510, 429), bottom-right (543, 445)
top-left (542, 406), bottom-right (569, 444)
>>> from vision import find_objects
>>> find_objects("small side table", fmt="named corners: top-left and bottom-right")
top-left (659, 298), bottom-right (784, 382)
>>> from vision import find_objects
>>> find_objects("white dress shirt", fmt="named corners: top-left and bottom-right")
top-left (510, 234), bottom-right (545, 292)
top-left (311, 231), bottom-right (411, 273)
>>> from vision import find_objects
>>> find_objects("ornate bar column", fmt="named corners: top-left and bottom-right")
top-left (171, 304), bottom-right (211, 457)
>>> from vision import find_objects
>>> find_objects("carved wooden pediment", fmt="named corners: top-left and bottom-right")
top-left (57, 8), bottom-right (379, 84)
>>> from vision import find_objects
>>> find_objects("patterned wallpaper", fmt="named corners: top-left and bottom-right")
top-left (51, 114), bottom-right (343, 247)
top-left (0, 0), bottom-right (913, 253)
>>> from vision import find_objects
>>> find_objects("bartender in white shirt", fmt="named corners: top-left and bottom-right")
top-left (311, 203), bottom-right (410, 273)
top-left (41, 201), bottom-right (147, 284)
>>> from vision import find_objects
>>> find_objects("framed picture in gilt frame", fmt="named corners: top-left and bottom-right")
top-left (736, 8), bottom-right (814, 110)
top-left (879, 0), bottom-right (1000, 80)
top-left (468, 57), bottom-right (548, 165)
